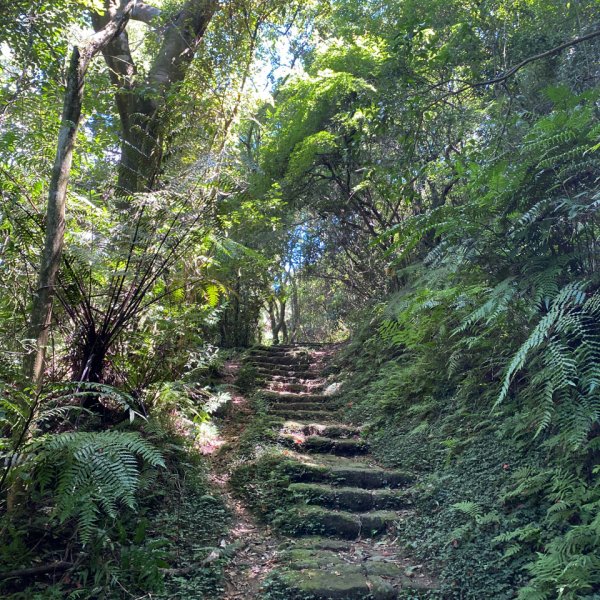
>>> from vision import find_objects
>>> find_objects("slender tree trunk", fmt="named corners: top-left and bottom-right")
top-left (10, 2), bottom-right (134, 513)
top-left (290, 276), bottom-right (300, 342)
top-left (268, 299), bottom-right (280, 345)
top-left (278, 298), bottom-right (288, 344)
top-left (24, 1), bottom-right (134, 389)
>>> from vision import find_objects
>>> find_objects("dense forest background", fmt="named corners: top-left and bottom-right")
top-left (1, 0), bottom-right (599, 598)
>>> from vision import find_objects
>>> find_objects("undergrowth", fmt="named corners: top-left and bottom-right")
top-left (334, 291), bottom-right (600, 599)
top-left (0, 378), bottom-right (231, 599)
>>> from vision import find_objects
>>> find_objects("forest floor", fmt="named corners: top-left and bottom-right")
top-left (210, 346), bottom-right (436, 599)
top-left (207, 358), bottom-right (282, 599)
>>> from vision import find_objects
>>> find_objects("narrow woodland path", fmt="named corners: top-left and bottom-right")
top-left (225, 344), bottom-right (435, 599)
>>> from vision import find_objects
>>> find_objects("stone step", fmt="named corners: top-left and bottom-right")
top-left (280, 455), bottom-right (414, 489)
top-left (249, 345), bottom-right (302, 353)
top-left (270, 401), bottom-right (330, 412)
top-left (271, 553), bottom-right (432, 599)
top-left (255, 368), bottom-right (321, 379)
top-left (268, 408), bottom-right (337, 421)
top-left (263, 394), bottom-right (337, 408)
top-left (271, 567), bottom-right (395, 599)
top-left (279, 434), bottom-right (369, 456)
top-left (265, 378), bottom-right (325, 388)
top-left (278, 420), bottom-right (361, 438)
top-left (261, 373), bottom-right (324, 383)
top-left (249, 356), bottom-right (310, 366)
top-left (253, 359), bottom-right (316, 366)
top-left (250, 355), bottom-right (312, 363)
top-left (250, 344), bottom-right (326, 353)
top-left (288, 483), bottom-right (412, 511)
top-left (274, 505), bottom-right (398, 539)
top-left (266, 382), bottom-right (323, 393)
top-left (261, 391), bottom-right (328, 403)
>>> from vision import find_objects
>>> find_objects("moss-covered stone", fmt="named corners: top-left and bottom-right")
top-left (269, 408), bottom-right (335, 421)
top-left (260, 391), bottom-right (327, 402)
top-left (279, 456), bottom-right (413, 489)
top-left (283, 548), bottom-right (346, 569)
top-left (272, 401), bottom-right (328, 412)
top-left (274, 505), bottom-right (362, 538)
top-left (327, 466), bottom-right (412, 488)
top-left (271, 566), bottom-right (396, 600)
top-left (274, 506), bottom-right (399, 539)
top-left (284, 537), bottom-right (351, 552)
top-left (372, 489), bottom-right (412, 510)
top-left (278, 434), bottom-right (368, 456)
top-left (304, 423), bottom-right (361, 438)
top-left (360, 510), bottom-right (398, 536)
top-left (255, 366), bottom-right (320, 378)
top-left (289, 483), bottom-right (374, 511)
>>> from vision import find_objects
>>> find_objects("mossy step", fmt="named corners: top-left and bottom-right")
top-left (249, 346), bottom-right (307, 354)
top-left (279, 434), bottom-right (369, 456)
top-left (280, 456), bottom-right (414, 489)
top-left (266, 375), bottom-right (324, 384)
top-left (280, 537), bottom-right (351, 551)
top-left (279, 420), bottom-right (361, 438)
top-left (266, 397), bottom-right (330, 406)
top-left (255, 367), bottom-right (321, 378)
top-left (268, 409), bottom-right (336, 421)
top-left (270, 567), bottom-right (396, 600)
top-left (273, 540), bottom-right (437, 596)
top-left (282, 548), bottom-right (411, 580)
top-left (259, 373), bottom-right (322, 382)
top-left (288, 483), bottom-right (411, 511)
top-left (255, 361), bottom-right (316, 369)
top-left (267, 383), bottom-right (322, 394)
top-left (268, 383), bottom-right (324, 394)
top-left (274, 505), bottom-right (398, 539)
top-left (251, 362), bottom-right (312, 372)
top-left (249, 356), bottom-right (310, 366)
top-left (261, 391), bottom-right (328, 403)
top-left (269, 401), bottom-right (333, 412)
top-left (266, 380), bottom-right (325, 390)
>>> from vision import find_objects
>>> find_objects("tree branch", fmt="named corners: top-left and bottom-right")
top-left (0, 561), bottom-right (73, 580)
top-left (470, 28), bottom-right (600, 89)
top-left (131, 1), bottom-right (161, 24)
top-left (432, 27), bottom-right (600, 103)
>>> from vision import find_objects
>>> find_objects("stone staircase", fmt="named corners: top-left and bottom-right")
top-left (244, 345), bottom-right (434, 599)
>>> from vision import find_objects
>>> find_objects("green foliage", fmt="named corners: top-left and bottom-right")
top-left (234, 362), bottom-right (261, 393)
top-left (230, 451), bottom-right (293, 518)
top-left (34, 431), bottom-right (164, 544)
top-left (3, 0), bottom-right (600, 597)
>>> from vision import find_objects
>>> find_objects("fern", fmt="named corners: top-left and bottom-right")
top-left (496, 282), bottom-right (595, 409)
top-left (455, 278), bottom-right (517, 334)
top-left (34, 431), bottom-right (164, 543)
top-left (452, 500), bottom-right (482, 518)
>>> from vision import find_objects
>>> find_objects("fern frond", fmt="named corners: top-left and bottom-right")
top-left (39, 431), bottom-right (164, 543)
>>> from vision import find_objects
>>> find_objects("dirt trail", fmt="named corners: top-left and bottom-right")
top-left (206, 358), bottom-right (282, 599)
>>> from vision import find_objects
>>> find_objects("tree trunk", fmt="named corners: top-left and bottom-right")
top-left (23, 1), bottom-right (134, 389)
top-left (12, 2), bottom-right (135, 513)
top-left (268, 299), bottom-right (280, 345)
top-left (278, 298), bottom-right (288, 344)
top-left (93, 0), bottom-right (218, 197)
top-left (290, 276), bottom-right (300, 342)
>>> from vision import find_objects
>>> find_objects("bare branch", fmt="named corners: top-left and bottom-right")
top-left (131, 1), bottom-right (161, 24)
top-left (427, 27), bottom-right (600, 106)
top-left (469, 28), bottom-right (600, 89)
